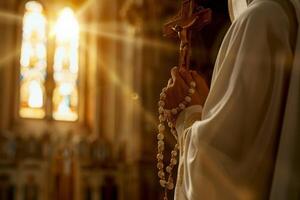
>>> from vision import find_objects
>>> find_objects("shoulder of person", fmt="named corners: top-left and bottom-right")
top-left (235, 0), bottom-right (290, 28)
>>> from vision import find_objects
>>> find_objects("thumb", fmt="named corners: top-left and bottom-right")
top-left (191, 71), bottom-right (209, 93)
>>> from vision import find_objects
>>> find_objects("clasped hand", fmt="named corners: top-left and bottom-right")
top-left (164, 67), bottom-right (209, 122)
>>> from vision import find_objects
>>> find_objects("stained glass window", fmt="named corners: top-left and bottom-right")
top-left (19, 1), bottom-right (47, 119)
top-left (52, 8), bottom-right (79, 121)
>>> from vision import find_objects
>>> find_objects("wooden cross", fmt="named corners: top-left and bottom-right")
top-left (163, 0), bottom-right (212, 69)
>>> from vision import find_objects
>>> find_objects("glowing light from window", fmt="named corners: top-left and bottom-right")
top-left (19, 1), bottom-right (46, 119)
top-left (28, 80), bottom-right (43, 108)
top-left (52, 7), bottom-right (79, 121)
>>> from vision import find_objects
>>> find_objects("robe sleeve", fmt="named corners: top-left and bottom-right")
top-left (174, 1), bottom-right (294, 200)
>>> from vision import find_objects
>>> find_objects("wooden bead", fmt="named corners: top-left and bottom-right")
top-left (157, 153), bottom-right (163, 160)
top-left (158, 171), bottom-right (165, 178)
top-left (171, 158), bottom-right (177, 165)
top-left (160, 93), bottom-right (166, 99)
top-left (189, 88), bottom-right (195, 94)
top-left (166, 166), bottom-right (172, 173)
top-left (168, 122), bottom-right (174, 128)
top-left (179, 103), bottom-right (185, 109)
top-left (185, 96), bottom-right (191, 102)
top-left (158, 100), bottom-right (165, 106)
top-left (157, 133), bottom-right (164, 140)
top-left (159, 106), bottom-right (164, 114)
top-left (171, 108), bottom-right (177, 115)
top-left (158, 124), bottom-right (165, 132)
top-left (157, 162), bottom-right (164, 169)
top-left (158, 140), bottom-right (164, 146)
top-left (159, 115), bottom-right (166, 122)
top-left (160, 179), bottom-right (166, 187)
top-left (167, 182), bottom-right (174, 190)
top-left (190, 81), bottom-right (196, 87)
top-left (171, 150), bottom-right (177, 157)
top-left (158, 143), bottom-right (164, 151)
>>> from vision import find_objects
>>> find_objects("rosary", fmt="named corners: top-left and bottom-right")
top-left (157, 1), bottom-right (212, 199)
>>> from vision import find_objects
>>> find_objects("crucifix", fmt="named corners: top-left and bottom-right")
top-left (163, 0), bottom-right (212, 69)
top-left (157, 2), bottom-right (212, 199)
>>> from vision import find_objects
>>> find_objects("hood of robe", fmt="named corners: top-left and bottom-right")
top-left (228, 0), bottom-right (248, 21)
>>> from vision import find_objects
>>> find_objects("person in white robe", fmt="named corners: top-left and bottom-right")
top-left (163, 0), bottom-right (300, 199)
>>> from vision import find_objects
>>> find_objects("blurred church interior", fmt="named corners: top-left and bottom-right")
top-left (0, 0), bottom-right (229, 199)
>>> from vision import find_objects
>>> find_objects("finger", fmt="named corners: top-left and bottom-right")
top-left (191, 71), bottom-right (209, 93)
top-left (179, 68), bottom-right (194, 86)
top-left (164, 87), bottom-right (176, 109)
top-left (191, 71), bottom-right (203, 85)
top-left (170, 67), bottom-right (179, 82)
top-left (167, 78), bottom-right (173, 88)
top-left (172, 67), bottom-right (189, 87)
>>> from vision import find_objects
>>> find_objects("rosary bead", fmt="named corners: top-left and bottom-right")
top-left (185, 96), bottom-right (192, 102)
top-left (158, 143), bottom-right (164, 151)
top-left (190, 81), bottom-right (196, 88)
top-left (167, 182), bottom-right (174, 190)
top-left (158, 171), bottom-right (165, 178)
top-left (166, 166), bottom-right (172, 173)
top-left (158, 140), bottom-right (164, 146)
top-left (157, 153), bottom-right (163, 160)
top-left (171, 108), bottom-right (178, 115)
top-left (158, 124), bottom-right (165, 132)
top-left (170, 129), bottom-right (176, 134)
top-left (165, 110), bottom-right (171, 116)
top-left (189, 88), bottom-right (195, 94)
top-left (171, 158), bottom-right (177, 165)
top-left (168, 122), bottom-right (174, 128)
top-left (171, 150), bottom-right (177, 157)
top-left (158, 100), bottom-right (165, 107)
top-left (159, 106), bottom-right (164, 114)
top-left (158, 142), bottom-right (164, 152)
top-left (157, 162), bottom-right (164, 169)
top-left (160, 93), bottom-right (166, 99)
top-left (168, 176), bottom-right (174, 183)
top-left (159, 115), bottom-right (166, 122)
top-left (157, 133), bottom-right (164, 140)
top-left (160, 180), bottom-right (167, 187)
top-left (179, 103), bottom-right (186, 109)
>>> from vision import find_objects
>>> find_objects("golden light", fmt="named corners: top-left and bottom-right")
top-left (52, 7), bottom-right (79, 121)
top-left (19, 1), bottom-right (46, 119)
top-left (54, 8), bottom-right (79, 44)
top-left (28, 80), bottom-right (43, 108)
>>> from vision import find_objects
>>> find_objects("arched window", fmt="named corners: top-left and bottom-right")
top-left (52, 8), bottom-right (79, 121)
top-left (19, 2), bottom-right (80, 122)
top-left (19, 1), bottom-right (47, 119)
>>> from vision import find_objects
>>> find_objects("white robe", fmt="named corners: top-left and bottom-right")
top-left (174, 0), bottom-right (298, 199)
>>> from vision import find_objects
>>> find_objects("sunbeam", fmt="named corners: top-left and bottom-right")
top-left (0, 49), bottom-right (20, 67)
top-left (99, 58), bottom-right (158, 126)
top-left (79, 38), bottom-right (158, 126)
top-left (80, 22), bottom-right (178, 51)
top-left (0, 10), bottom-right (22, 23)
top-left (76, 0), bottom-right (95, 18)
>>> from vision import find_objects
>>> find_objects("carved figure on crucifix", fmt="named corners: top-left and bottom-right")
top-left (172, 15), bottom-right (199, 68)
top-left (163, 0), bottom-right (212, 69)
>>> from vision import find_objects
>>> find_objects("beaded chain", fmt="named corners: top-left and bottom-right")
top-left (157, 81), bottom-right (196, 200)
